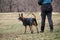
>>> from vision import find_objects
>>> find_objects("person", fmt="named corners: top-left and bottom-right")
top-left (38, 0), bottom-right (53, 32)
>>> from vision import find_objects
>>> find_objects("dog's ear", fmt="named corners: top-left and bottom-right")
top-left (21, 13), bottom-right (23, 17)
top-left (19, 14), bottom-right (20, 17)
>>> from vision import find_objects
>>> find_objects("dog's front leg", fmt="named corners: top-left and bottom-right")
top-left (24, 26), bottom-right (27, 34)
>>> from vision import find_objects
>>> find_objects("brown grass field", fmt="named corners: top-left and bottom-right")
top-left (0, 12), bottom-right (60, 40)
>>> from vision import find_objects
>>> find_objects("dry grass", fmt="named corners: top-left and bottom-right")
top-left (0, 12), bottom-right (60, 40)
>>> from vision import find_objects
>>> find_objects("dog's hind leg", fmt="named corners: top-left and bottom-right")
top-left (35, 26), bottom-right (39, 33)
top-left (33, 19), bottom-right (39, 33)
top-left (34, 21), bottom-right (39, 33)
top-left (29, 26), bottom-right (33, 34)
top-left (33, 19), bottom-right (38, 26)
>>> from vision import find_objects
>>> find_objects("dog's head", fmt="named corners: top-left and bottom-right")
top-left (18, 13), bottom-right (24, 21)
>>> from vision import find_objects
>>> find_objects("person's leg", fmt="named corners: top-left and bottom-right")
top-left (40, 12), bottom-right (46, 32)
top-left (46, 4), bottom-right (53, 32)
top-left (40, 5), bottom-right (47, 32)
top-left (47, 12), bottom-right (53, 32)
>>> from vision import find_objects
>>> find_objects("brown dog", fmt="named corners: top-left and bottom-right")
top-left (18, 13), bottom-right (39, 34)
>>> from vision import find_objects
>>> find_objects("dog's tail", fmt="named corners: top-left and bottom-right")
top-left (32, 13), bottom-right (36, 19)
top-left (32, 13), bottom-right (38, 26)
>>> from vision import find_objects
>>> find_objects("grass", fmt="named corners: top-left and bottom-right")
top-left (0, 13), bottom-right (60, 40)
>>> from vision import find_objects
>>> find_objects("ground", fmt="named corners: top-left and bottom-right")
top-left (0, 12), bottom-right (60, 40)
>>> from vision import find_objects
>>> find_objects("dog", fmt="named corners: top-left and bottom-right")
top-left (18, 13), bottom-right (39, 34)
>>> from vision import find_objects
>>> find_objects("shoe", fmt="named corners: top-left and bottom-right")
top-left (40, 31), bottom-right (44, 33)
top-left (50, 30), bottom-right (53, 32)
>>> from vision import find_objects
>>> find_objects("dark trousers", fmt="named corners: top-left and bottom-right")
top-left (41, 4), bottom-right (53, 32)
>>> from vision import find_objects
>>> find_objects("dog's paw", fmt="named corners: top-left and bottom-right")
top-left (24, 32), bottom-right (26, 34)
top-left (37, 31), bottom-right (39, 33)
top-left (31, 31), bottom-right (33, 34)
